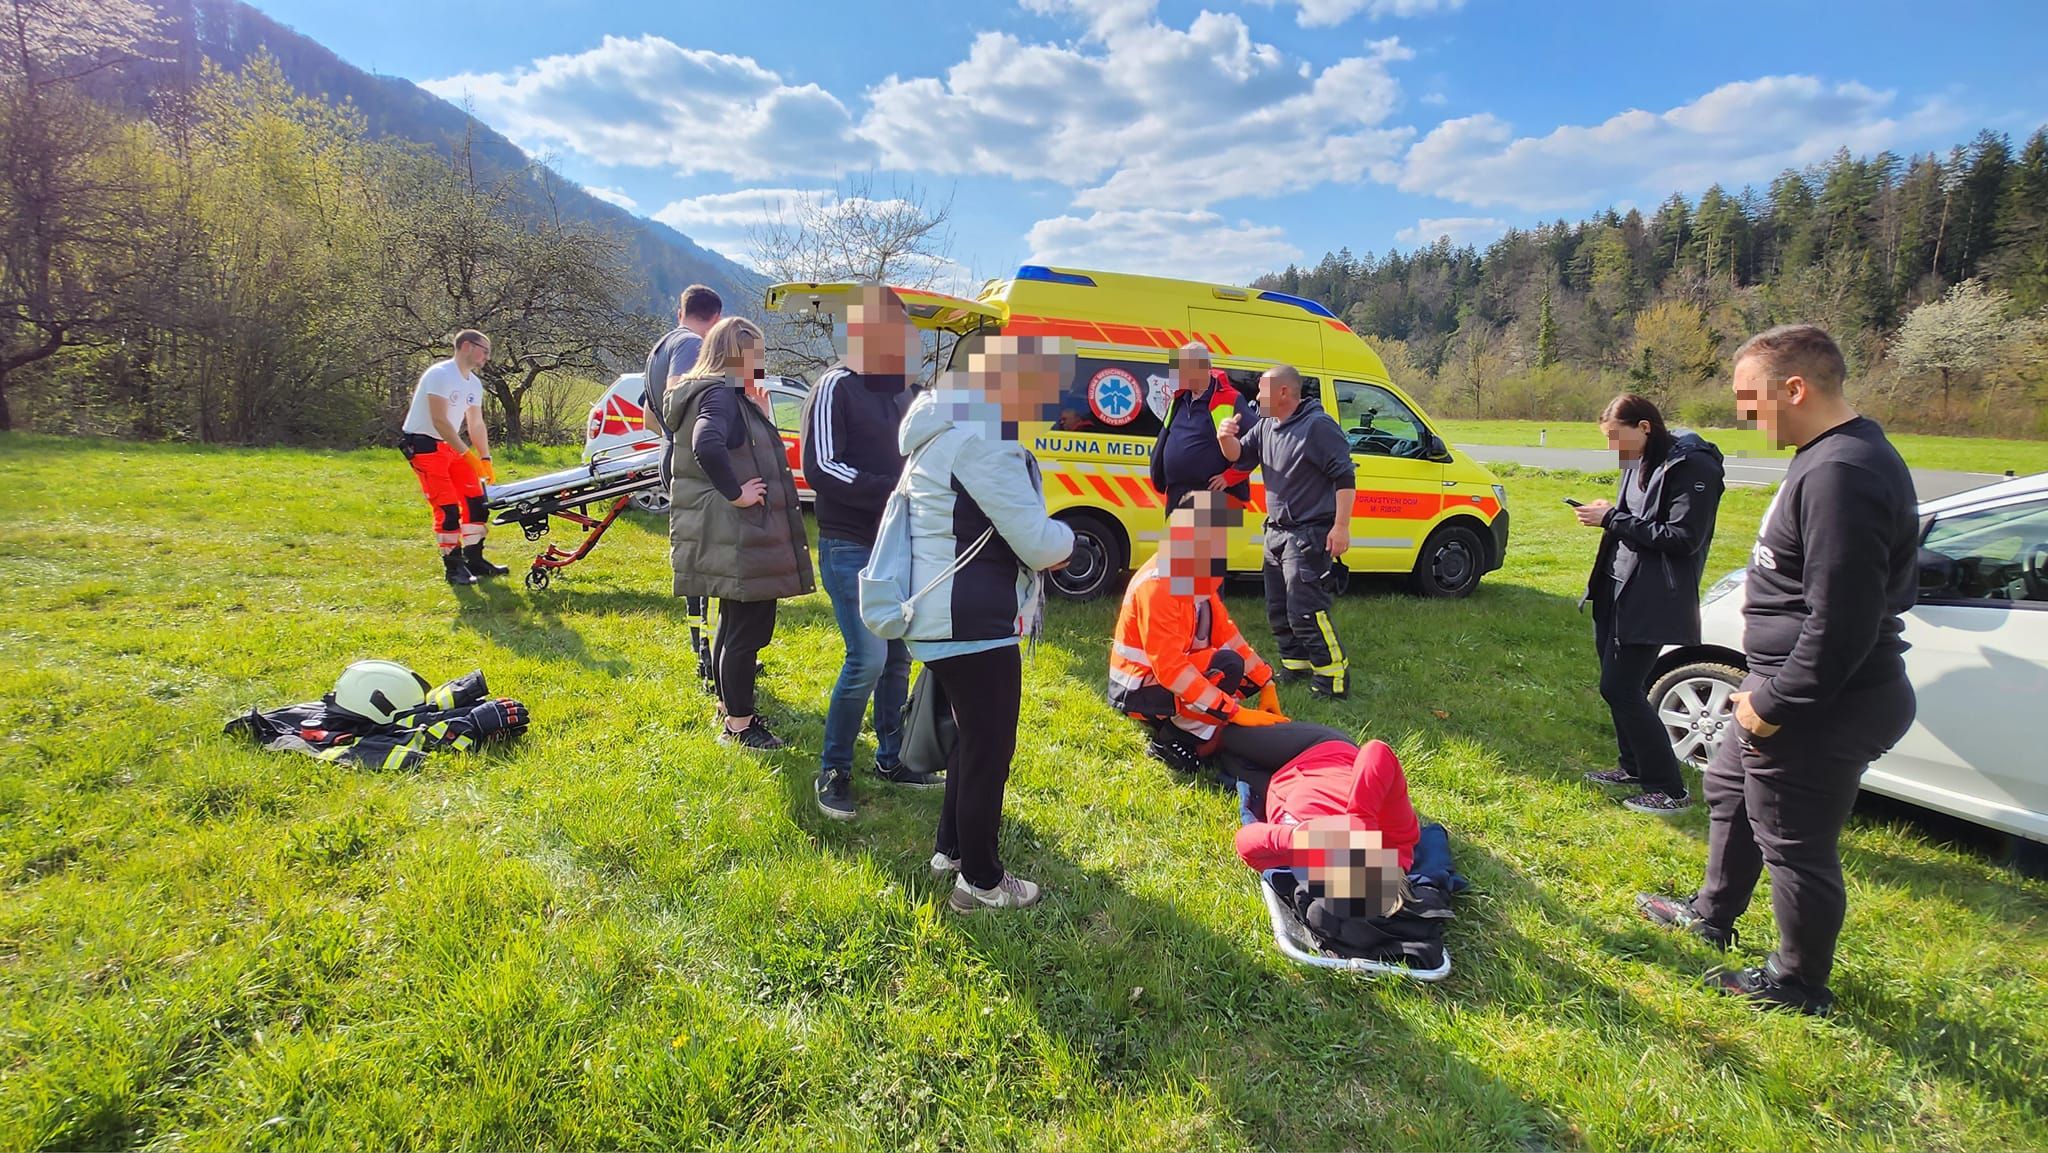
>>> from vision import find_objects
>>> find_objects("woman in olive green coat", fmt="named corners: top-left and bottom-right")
top-left (661, 316), bottom-right (814, 750)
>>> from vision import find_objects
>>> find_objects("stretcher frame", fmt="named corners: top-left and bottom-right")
top-left (1258, 871), bottom-right (1454, 981)
top-left (483, 448), bottom-right (663, 590)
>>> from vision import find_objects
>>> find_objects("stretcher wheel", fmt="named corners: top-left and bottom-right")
top-left (524, 524), bottom-right (547, 541)
top-left (525, 567), bottom-right (551, 590)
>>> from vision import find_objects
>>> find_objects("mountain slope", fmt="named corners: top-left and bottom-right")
top-left (134, 0), bottom-right (763, 322)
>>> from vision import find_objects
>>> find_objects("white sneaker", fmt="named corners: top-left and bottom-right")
top-left (929, 851), bottom-right (961, 877)
top-left (948, 872), bottom-right (1042, 912)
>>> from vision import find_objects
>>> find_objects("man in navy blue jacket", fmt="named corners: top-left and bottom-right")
top-left (801, 285), bottom-right (937, 820)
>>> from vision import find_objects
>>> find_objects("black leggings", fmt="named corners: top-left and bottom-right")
top-left (1594, 603), bottom-right (1686, 795)
top-left (713, 598), bottom-right (777, 717)
top-left (927, 644), bottom-right (1023, 890)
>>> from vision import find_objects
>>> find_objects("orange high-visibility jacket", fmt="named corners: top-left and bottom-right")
top-left (1109, 554), bottom-right (1274, 737)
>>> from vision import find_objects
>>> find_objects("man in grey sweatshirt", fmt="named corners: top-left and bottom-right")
top-left (1219, 365), bottom-right (1357, 698)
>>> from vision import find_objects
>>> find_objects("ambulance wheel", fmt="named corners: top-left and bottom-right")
top-left (1409, 523), bottom-right (1484, 598)
top-left (1049, 512), bottom-right (1124, 601)
top-left (630, 489), bottom-right (671, 514)
top-left (525, 568), bottom-right (551, 591)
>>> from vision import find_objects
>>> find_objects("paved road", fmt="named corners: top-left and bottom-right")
top-left (1454, 443), bottom-right (2005, 501)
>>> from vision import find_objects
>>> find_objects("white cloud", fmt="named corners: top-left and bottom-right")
top-left (1025, 209), bottom-right (1301, 284)
top-left (1393, 216), bottom-right (1508, 247)
top-left (421, 36), bottom-right (872, 177)
top-left (1267, 0), bottom-right (1467, 28)
top-left (863, 4), bottom-right (1413, 210)
top-left (1400, 75), bottom-right (1962, 213)
top-left (583, 185), bottom-right (638, 211)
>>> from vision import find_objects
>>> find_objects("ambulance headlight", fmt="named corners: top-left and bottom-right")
top-left (1491, 484), bottom-right (1507, 507)
top-left (1702, 569), bottom-right (1745, 606)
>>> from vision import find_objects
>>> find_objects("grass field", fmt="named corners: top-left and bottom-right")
top-left (1436, 418), bottom-right (2048, 476)
top-left (2, 433), bottom-right (2044, 1150)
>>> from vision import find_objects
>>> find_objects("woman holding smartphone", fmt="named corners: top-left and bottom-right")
top-left (1575, 393), bottom-right (1726, 814)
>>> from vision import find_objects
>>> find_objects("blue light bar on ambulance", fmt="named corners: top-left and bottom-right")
top-left (1014, 265), bottom-right (1098, 287)
top-left (1255, 290), bottom-right (1338, 319)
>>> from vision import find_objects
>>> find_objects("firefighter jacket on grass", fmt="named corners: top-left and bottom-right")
top-left (226, 669), bottom-right (529, 772)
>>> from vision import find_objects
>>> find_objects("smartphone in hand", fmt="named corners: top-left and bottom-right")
top-left (1562, 497), bottom-right (1584, 508)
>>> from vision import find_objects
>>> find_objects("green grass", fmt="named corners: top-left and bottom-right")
top-left (1438, 418), bottom-right (2048, 476)
top-left (1, 432), bottom-right (2044, 1150)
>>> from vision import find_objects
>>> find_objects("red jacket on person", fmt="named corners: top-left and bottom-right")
top-left (1235, 739), bottom-right (1421, 872)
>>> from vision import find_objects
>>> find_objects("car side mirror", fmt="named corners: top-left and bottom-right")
top-left (1917, 547), bottom-right (1954, 596)
top-left (1426, 433), bottom-right (1449, 460)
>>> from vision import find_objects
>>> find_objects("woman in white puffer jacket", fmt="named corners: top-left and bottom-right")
top-left (898, 335), bottom-right (1075, 913)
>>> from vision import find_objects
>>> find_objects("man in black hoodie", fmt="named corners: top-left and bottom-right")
top-left (1219, 365), bottom-right (1357, 699)
top-left (802, 285), bottom-right (938, 820)
top-left (1639, 324), bottom-right (1918, 1017)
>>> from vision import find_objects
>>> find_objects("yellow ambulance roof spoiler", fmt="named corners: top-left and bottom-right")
top-left (763, 282), bottom-right (1005, 335)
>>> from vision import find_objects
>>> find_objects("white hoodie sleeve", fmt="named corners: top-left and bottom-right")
top-left (951, 443), bottom-right (1075, 571)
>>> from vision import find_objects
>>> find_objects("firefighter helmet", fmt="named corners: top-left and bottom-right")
top-left (331, 660), bottom-right (431, 724)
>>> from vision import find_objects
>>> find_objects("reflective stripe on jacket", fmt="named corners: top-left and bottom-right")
top-left (1108, 554), bottom-right (1273, 738)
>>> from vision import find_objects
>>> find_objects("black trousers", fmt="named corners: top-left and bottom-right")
top-left (1592, 601), bottom-right (1686, 795)
top-left (1262, 521), bottom-right (1346, 691)
top-left (1694, 672), bottom-right (1916, 987)
top-left (1218, 721), bottom-right (1350, 774)
top-left (712, 598), bottom-right (777, 717)
top-left (1127, 650), bottom-right (1246, 739)
top-left (928, 644), bottom-right (1024, 890)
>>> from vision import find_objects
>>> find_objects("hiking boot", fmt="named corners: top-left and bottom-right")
top-left (929, 851), bottom-right (961, 878)
top-left (719, 717), bottom-right (786, 752)
top-left (874, 759), bottom-right (945, 789)
top-left (1310, 675), bottom-right (1348, 699)
top-left (1145, 734), bottom-right (1203, 775)
top-left (1635, 892), bottom-right (1734, 950)
top-left (1624, 790), bottom-right (1695, 815)
top-left (1709, 955), bottom-right (1833, 1016)
top-left (462, 543), bottom-right (511, 577)
top-left (948, 872), bottom-right (1042, 913)
top-left (815, 768), bottom-right (855, 820)
top-left (1583, 767), bottom-right (1643, 786)
top-left (443, 550), bottom-right (479, 586)
top-left (1275, 668), bottom-right (1311, 685)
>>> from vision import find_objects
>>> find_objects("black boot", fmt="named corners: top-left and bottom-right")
top-left (443, 549), bottom-right (479, 586)
top-left (463, 543), bottom-right (510, 577)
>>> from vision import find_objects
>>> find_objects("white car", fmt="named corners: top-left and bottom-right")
top-left (585, 372), bottom-right (813, 513)
top-left (1650, 472), bottom-right (2048, 849)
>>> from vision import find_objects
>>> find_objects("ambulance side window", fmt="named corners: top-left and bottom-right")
top-left (1335, 381), bottom-right (1426, 458)
top-left (1056, 357), bottom-right (1166, 438)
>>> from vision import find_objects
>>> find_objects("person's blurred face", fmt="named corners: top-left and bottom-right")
top-left (847, 287), bottom-right (916, 376)
top-left (1161, 510), bottom-right (1231, 595)
top-left (735, 335), bottom-right (765, 382)
top-left (971, 338), bottom-right (1071, 430)
top-left (1600, 416), bottom-right (1651, 463)
top-left (1171, 352), bottom-right (1209, 394)
top-left (1733, 356), bottom-right (1797, 448)
top-left (1258, 370), bottom-right (1297, 414)
top-left (1293, 820), bottom-right (1404, 916)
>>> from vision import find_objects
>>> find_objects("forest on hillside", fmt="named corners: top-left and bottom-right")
top-left (1256, 129), bottom-right (2048, 437)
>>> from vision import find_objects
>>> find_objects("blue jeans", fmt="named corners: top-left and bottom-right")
top-left (818, 535), bottom-right (912, 774)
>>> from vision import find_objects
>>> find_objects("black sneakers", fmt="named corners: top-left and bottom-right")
top-left (1623, 790), bottom-right (1695, 815)
top-left (1145, 733), bottom-right (1203, 775)
top-left (719, 717), bottom-right (786, 751)
top-left (815, 768), bottom-right (855, 820)
top-left (1709, 955), bottom-right (1834, 1016)
top-left (1310, 675), bottom-right (1347, 699)
top-left (442, 550), bottom-right (479, 586)
top-left (1635, 891), bottom-right (1735, 950)
top-left (874, 760), bottom-right (944, 789)
top-left (1583, 767), bottom-right (1643, 786)
top-left (462, 543), bottom-right (511, 577)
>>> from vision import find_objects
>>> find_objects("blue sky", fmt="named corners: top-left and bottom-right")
top-left (250, 0), bottom-right (2047, 290)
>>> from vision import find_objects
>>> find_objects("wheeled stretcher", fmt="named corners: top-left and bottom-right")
top-left (483, 448), bottom-right (663, 589)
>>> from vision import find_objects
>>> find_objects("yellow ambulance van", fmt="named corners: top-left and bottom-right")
top-left (765, 265), bottom-right (1509, 600)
